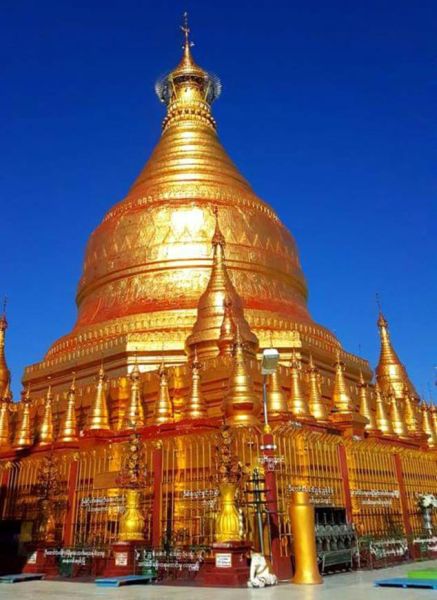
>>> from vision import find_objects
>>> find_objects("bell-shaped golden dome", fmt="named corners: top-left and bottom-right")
top-left (26, 16), bottom-right (353, 388)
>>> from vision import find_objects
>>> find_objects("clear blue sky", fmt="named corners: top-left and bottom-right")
top-left (1, 0), bottom-right (436, 400)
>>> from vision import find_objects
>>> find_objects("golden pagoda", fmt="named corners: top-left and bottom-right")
top-left (21, 13), bottom-right (367, 396)
top-left (1, 15), bottom-right (435, 581)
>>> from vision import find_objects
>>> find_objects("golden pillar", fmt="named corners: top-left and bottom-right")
top-left (358, 371), bottom-right (378, 432)
top-left (307, 355), bottom-right (329, 421)
top-left (267, 368), bottom-right (288, 418)
top-left (85, 365), bottom-right (110, 432)
top-left (185, 348), bottom-right (207, 419)
top-left (375, 383), bottom-right (394, 436)
top-left (13, 387), bottom-right (33, 448)
top-left (288, 350), bottom-right (312, 419)
top-left (122, 363), bottom-right (145, 430)
top-left (289, 490), bottom-right (323, 585)
top-left (38, 385), bottom-right (54, 446)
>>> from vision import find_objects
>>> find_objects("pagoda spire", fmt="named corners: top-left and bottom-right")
top-left (387, 387), bottom-right (408, 438)
top-left (421, 402), bottom-right (437, 448)
top-left (223, 327), bottom-right (261, 427)
top-left (307, 354), bottom-right (329, 421)
top-left (331, 350), bottom-right (354, 413)
top-left (13, 386), bottom-right (33, 449)
top-left (58, 374), bottom-right (78, 443)
top-left (38, 384), bottom-right (54, 446)
top-left (155, 12), bottom-right (221, 132)
top-left (431, 404), bottom-right (437, 438)
top-left (288, 350), bottom-right (312, 420)
top-left (357, 371), bottom-right (378, 432)
top-left (186, 208), bottom-right (258, 360)
top-left (0, 382), bottom-right (12, 449)
top-left (154, 361), bottom-right (173, 425)
top-left (123, 362), bottom-right (145, 430)
top-left (0, 301), bottom-right (10, 399)
top-left (85, 364), bottom-right (110, 432)
top-left (376, 309), bottom-right (416, 399)
top-left (185, 348), bottom-right (208, 419)
top-left (374, 383), bottom-right (394, 436)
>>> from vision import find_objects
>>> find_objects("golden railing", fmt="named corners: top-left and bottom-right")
top-left (345, 440), bottom-right (403, 537)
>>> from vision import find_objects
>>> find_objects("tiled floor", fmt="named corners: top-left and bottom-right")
top-left (1, 561), bottom-right (437, 600)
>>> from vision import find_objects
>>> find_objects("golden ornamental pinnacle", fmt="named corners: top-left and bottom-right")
top-left (185, 348), bottom-right (207, 419)
top-left (376, 310), bottom-right (416, 400)
top-left (0, 382), bottom-right (11, 448)
top-left (388, 387), bottom-right (408, 438)
top-left (185, 209), bottom-right (258, 361)
top-left (267, 367), bottom-right (288, 418)
top-left (357, 371), bottom-right (378, 432)
top-left (431, 404), bottom-right (437, 438)
top-left (288, 350), bottom-right (312, 419)
top-left (85, 364), bottom-right (110, 432)
top-left (218, 298), bottom-right (237, 357)
top-left (38, 384), bottom-right (54, 446)
top-left (307, 354), bottom-right (329, 421)
top-left (223, 327), bottom-right (261, 427)
top-left (331, 350), bottom-right (355, 414)
top-left (403, 385), bottom-right (421, 437)
top-left (154, 361), bottom-right (173, 425)
top-left (374, 383), bottom-right (394, 436)
top-left (421, 402), bottom-right (437, 448)
top-left (123, 362), bottom-right (145, 430)
top-left (13, 386), bottom-right (33, 449)
top-left (58, 373), bottom-right (78, 443)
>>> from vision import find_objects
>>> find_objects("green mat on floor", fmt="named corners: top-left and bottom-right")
top-left (408, 569), bottom-right (437, 580)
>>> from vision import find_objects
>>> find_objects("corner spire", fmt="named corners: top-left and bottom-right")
top-left (387, 387), bottom-right (408, 438)
top-left (376, 309), bottom-right (416, 399)
top-left (186, 209), bottom-right (258, 360)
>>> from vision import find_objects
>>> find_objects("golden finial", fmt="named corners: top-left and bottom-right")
top-left (357, 371), bottom-right (378, 432)
top-left (307, 354), bottom-right (329, 421)
top-left (58, 372), bottom-right (78, 444)
top-left (13, 385), bottom-right (33, 449)
top-left (374, 383), bottom-right (394, 436)
top-left (154, 362), bottom-right (173, 425)
top-left (122, 361), bottom-right (145, 430)
top-left (85, 363), bottom-right (111, 432)
top-left (288, 349), bottom-right (312, 419)
top-left (181, 11), bottom-right (193, 54)
top-left (222, 326), bottom-right (261, 427)
top-left (38, 382), bottom-right (54, 446)
top-left (185, 347), bottom-right (207, 419)
top-left (331, 350), bottom-right (353, 414)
